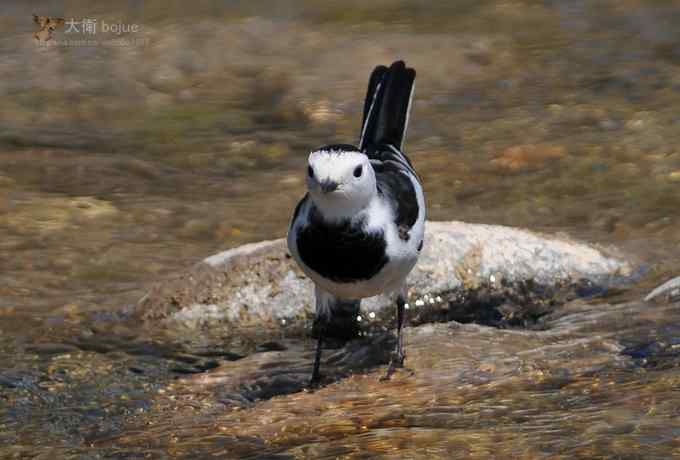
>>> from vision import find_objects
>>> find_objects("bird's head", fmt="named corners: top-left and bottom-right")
top-left (306, 144), bottom-right (376, 220)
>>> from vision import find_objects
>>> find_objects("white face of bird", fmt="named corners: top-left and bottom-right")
top-left (306, 148), bottom-right (376, 220)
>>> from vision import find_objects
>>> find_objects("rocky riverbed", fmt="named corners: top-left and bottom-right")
top-left (6, 221), bottom-right (680, 458)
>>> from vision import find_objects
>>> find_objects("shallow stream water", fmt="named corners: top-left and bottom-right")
top-left (2, 1), bottom-right (680, 458)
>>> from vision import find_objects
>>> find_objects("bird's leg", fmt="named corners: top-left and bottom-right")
top-left (382, 294), bottom-right (407, 381)
top-left (309, 329), bottom-right (324, 387)
top-left (310, 286), bottom-right (334, 388)
top-left (393, 295), bottom-right (406, 367)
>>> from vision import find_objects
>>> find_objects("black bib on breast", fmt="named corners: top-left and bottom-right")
top-left (297, 207), bottom-right (389, 283)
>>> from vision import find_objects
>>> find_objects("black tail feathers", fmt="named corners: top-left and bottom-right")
top-left (359, 60), bottom-right (416, 152)
top-left (361, 65), bottom-right (388, 129)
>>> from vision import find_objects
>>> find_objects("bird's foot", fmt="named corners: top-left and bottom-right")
top-left (380, 352), bottom-right (406, 381)
top-left (307, 373), bottom-right (324, 390)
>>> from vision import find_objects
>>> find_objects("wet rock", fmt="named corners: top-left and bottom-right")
top-left (135, 221), bottom-right (638, 336)
top-left (644, 276), bottom-right (680, 303)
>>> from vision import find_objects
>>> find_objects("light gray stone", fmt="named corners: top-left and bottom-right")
top-left (135, 220), bottom-right (637, 333)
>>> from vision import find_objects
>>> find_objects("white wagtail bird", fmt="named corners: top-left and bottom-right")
top-left (288, 60), bottom-right (425, 385)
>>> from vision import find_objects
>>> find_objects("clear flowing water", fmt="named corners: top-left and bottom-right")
top-left (2, 1), bottom-right (680, 458)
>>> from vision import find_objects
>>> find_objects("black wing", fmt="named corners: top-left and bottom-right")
top-left (373, 152), bottom-right (420, 234)
top-left (290, 193), bottom-right (309, 230)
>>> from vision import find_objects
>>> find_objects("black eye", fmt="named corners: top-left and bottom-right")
top-left (353, 165), bottom-right (363, 178)
top-left (308, 165), bottom-right (314, 178)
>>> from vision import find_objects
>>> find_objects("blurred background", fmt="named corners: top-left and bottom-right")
top-left (2, 0), bottom-right (680, 456)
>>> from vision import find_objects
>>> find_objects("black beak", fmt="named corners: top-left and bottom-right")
top-left (319, 180), bottom-right (338, 193)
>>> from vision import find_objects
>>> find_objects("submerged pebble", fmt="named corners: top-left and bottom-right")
top-left (644, 276), bottom-right (680, 302)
